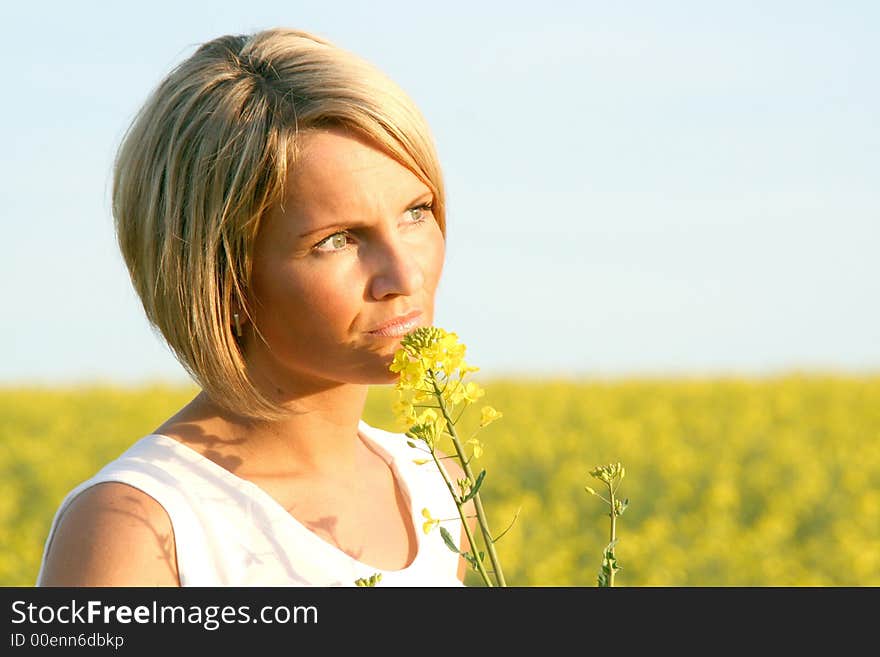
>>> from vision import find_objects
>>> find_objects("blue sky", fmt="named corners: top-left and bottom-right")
top-left (2, 1), bottom-right (878, 384)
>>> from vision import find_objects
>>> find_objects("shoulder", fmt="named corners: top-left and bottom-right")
top-left (39, 481), bottom-right (179, 587)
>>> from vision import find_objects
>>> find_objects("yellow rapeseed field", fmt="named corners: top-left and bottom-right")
top-left (2, 373), bottom-right (878, 586)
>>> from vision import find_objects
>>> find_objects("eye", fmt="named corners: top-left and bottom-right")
top-left (314, 231), bottom-right (353, 253)
top-left (408, 202), bottom-right (434, 223)
top-left (312, 201), bottom-right (434, 255)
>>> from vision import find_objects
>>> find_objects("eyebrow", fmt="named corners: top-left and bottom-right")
top-left (297, 191), bottom-right (434, 238)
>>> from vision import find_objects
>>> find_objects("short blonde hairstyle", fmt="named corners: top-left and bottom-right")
top-left (113, 28), bottom-right (446, 422)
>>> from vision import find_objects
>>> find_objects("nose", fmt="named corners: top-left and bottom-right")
top-left (368, 233), bottom-right (425, 300)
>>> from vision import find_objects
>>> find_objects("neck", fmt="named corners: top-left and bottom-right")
top-left (184, 381), bottom-right (372, 479)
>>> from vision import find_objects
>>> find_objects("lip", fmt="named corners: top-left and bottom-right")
top-left (367, 310), bottom-right (423, 336)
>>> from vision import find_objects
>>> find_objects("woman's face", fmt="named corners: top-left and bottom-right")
top-left (243, 128), bottom-right (445, 390)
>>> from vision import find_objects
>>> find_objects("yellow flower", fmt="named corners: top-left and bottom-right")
top-left (407, 408), bottom-right (443, 449)
top-left (450, 381), bottom-right (485, 405)
top-left (467, 438), bottom-right (484, 460)
top-left (399, 359), bottom-right (426, 390)
top-left (412, 388), bottom-right (433, 403)
top-left (439, 333), bottom-right (467, 373)
top-left (390, 340), bottom-right (429, 391)
top-left (420, 342), bottom-right (444, 371)
top-left (439, 332), bottom-right (459, 349)
top-left (392, 392), bottom-right (419, 432)
top-left (394, 416), bottom-right (413, 432)
top-left (389, 350), bottom-right (410, 374)
top-left (392, 397), bottom-right (416, 424)
top-left (396, 327), bottom-right (471, 377)
top-left (464, 382), bottom-right (485, 402)
top-left (421, 508), bottom-right (439, 534)
top-left (416, 408), bottom-right (439, 425)
top-left (480, 406), bottom-right (503, 427)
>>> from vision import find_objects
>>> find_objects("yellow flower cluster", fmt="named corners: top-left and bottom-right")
top-left (589, 462), bottom-right (625, 485)
top-left (391, 326), bottom-right (509, 586)
top-left (389, 327), bottom-right (469, 388)
top-left (389, 327), bottom-right (500, 445)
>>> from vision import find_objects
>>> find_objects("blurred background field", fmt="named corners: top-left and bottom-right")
top-left (3, 373), bottom-right (878, 587)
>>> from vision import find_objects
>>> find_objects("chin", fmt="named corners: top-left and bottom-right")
top-left (374, 364), bottom-right (402, 385)
top-left (337, 351), bottom-right (403, 385)
top-left (381, 355), bottom-right (408, 383)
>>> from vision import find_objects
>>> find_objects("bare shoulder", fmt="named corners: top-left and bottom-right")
top-left (39, 482), bottom-right (179, 587)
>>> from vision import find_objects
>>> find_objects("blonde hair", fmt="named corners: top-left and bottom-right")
top-left (112, 28), bottom-right (446, 422)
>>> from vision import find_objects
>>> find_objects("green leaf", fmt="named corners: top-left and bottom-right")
top-left (439, 526), bottom-right (461, 554)
top-left (460, 469), bottom-right (486, 503)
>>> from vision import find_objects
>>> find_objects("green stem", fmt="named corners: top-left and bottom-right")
top-left (428, 444), bottom-right (494, 587)
top-left (430, 372), bottom-right (508, 587)
top-left (608, 482), bottom-right (617, 588)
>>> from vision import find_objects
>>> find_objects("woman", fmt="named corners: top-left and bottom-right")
top-left (37, 28), bottom-right (475, 586)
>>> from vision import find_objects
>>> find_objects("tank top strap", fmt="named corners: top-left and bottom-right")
top-left (358, 421), bottom-right (463, 575)
top-left (36, 435), bottom-right (238, 586)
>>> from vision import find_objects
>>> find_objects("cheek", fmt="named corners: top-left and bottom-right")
top-left (252, 261), bottom-right (357, 340)
top-left (282, 268), bottom-right (358, 332)
top-left (425, 225), bottom-right (446, 285)
top-left (418, 222), bottom-right (446, 276)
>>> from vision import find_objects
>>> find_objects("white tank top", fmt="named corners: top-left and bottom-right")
top-left (36, 420), bottom-right (464, 587)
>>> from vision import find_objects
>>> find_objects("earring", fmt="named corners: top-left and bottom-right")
top-left (233, 312), bottom-right (243, 338)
